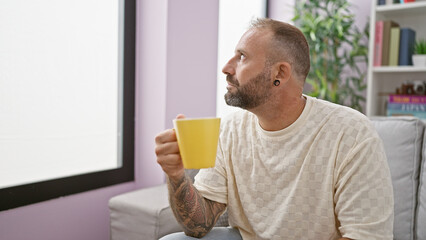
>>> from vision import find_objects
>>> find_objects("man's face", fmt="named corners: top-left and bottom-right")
top-left (222, 29), bottom-right (274, 110)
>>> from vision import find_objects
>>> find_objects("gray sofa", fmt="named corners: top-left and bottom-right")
top-left (109, 116), bottom-right (426, 240)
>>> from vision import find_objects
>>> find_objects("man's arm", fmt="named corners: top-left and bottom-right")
top-left (155, 115), bottom-right (226, 238)
top-left (167, 174), bottom-right (226, 238)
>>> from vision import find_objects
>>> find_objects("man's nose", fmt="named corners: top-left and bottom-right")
top-left (222, 58), bottom-right (236, 76)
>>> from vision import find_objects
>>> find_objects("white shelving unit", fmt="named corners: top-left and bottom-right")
top-left (366, 0), bottom-right (426, 117)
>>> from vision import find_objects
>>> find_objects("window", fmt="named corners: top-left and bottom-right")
top-left (0, 0), bottom-right (135, 211)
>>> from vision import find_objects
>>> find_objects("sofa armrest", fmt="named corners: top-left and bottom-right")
top-left (416, 125), bottom-right (426, 240)
top-left (109, 184), bottom-right (181, 240)
top-left (370, 116), bottom-right (424, 240)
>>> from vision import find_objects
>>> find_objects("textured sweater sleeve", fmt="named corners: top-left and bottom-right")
top-left (334, 137), bottom-right (394, 240)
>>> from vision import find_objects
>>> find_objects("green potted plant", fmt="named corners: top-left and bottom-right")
top-left (293, 0), bottom-right (369, 112)
top-left (413, 39), bottom-right (426, 67)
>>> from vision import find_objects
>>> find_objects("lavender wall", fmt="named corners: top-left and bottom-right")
top-left (0, 0), bottom-right (219, 239)
top-left (165, 0), bottom-right (219, 128)
top-left (268, 0), bottom-right (295, 22)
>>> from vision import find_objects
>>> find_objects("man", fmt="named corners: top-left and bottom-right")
top-left (155, 18), bottom-right (394, 239)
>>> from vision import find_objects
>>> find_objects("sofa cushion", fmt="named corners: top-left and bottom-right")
top-left (109, 179), bottom-right (229, 240)
top-left (109, 184), bottom-right (181, 240)
top-left (417, 126), bottom-right (426, 240)
top-left (370, 117), bottom-right (424, 240)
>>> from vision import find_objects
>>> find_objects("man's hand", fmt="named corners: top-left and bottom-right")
top-left (155, 114), bottom-right (186, 181)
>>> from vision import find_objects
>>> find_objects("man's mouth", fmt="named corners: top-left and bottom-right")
top-left (226, 75), bottom-right (239, 87)
top-left (226, 82), bottom-right (236, 91)
top-left (227, 81), bottom-right (237, 87)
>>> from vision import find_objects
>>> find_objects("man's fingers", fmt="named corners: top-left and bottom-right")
top-left (154, 114), bottom-right (186, 179)
top-left (157, 153), bottom-right (183, 168)
top-left (155, 129), bottom-right (177, 144)
top-left (155, 141), bottom-right (180, 156)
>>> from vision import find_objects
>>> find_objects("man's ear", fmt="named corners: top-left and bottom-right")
top-left (274, 62), bottom-right (292, 84)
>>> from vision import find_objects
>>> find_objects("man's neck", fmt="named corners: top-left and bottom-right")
top-left (251, 95), bottom-right (306, 131)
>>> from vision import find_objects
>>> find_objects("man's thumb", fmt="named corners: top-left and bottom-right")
top-left (176, 114), bottom-right (186, 119)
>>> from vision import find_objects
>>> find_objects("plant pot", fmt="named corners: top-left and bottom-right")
top-left (412, 54), bottom-right (426, 67)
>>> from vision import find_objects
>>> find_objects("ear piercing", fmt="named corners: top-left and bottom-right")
top-left (274, 80), bottom-right (280, 86)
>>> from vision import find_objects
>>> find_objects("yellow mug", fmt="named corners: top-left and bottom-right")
top-left (173, 117), bottom-right (221, 169)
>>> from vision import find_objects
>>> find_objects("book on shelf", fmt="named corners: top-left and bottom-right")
top-left (377, 0), bottom-right (405, 4)
top-left (374, 20), bottom-right (399, 66)
top-left (387, 103), bottom-right (426, 118)
top-left (398, 28), bottom-right (416, 66)
top-left (374, 21), bottom-right (384, 66)
top-left (389, 27), bottom-right (400, 66)
top-left (387, 95), bottom-right (426, 119)
top-left (383, 21), bottom-right (399, 66)
top-left (389, 94), bottom-right (426, 104)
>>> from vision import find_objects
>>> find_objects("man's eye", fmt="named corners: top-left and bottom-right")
top-left (240, 54), bottom-right (246, 60)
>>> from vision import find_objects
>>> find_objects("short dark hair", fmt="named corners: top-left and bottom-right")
top-left (249, 18), bottom-right (310, 82)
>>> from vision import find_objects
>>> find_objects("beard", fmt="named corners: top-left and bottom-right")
top-left (224, 67), bottom-right (272, 110)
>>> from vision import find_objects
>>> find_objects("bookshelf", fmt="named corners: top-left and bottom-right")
top-left (376, 1), bottom-right (426, 14)
top-left (366, 0), bottom-right (426, 117)
top-left (373, 66), bottom-right (426, 72)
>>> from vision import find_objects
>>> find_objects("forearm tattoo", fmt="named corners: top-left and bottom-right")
top-left (167, 175), bottom-right (226, 238)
